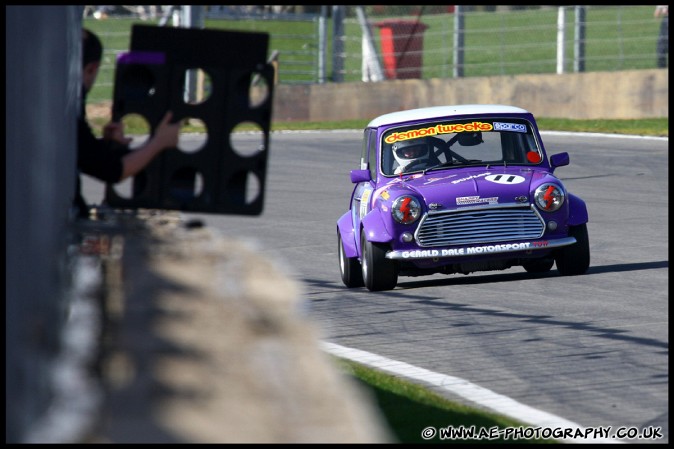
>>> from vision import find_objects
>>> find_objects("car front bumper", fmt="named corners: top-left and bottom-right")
top-left (385, 236), bottom-right (576, 260)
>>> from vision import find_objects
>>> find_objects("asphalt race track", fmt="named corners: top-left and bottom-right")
top-left (82, 130), bottom-right (668, 443)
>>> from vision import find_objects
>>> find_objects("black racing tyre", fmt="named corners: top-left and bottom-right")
top-left (361, 231), bottom-right (398, 291)
top-left (555, 223), bottom-right (590, 276)
top-left (522, 257), bottom-right (555, 273)
top-left (338, 233), bottom-right (364, 288)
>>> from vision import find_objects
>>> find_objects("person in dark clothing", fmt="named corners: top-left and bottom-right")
top-left (74, 28), bottom-right (180, 218)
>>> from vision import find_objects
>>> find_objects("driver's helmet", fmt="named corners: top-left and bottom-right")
top-left (392, 139), bottom-right (431, 173)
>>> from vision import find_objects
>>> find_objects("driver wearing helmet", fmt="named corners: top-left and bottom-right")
top-left (392, 139), bottom-right (431, 174)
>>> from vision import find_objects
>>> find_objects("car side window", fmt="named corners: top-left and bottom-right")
top-left (382, 142), bottom-right (394, 175)
top-left (361, 129), bottom-right (369, 170)
top-left (368, 129), bottom-right (378, 180)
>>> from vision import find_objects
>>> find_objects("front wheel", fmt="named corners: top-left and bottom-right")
top-left (555, 223), bottom-right (590, 276)
top-left (338, 233), bottom-right (364, 288)
top-left (361, 231), bottom-right (398, 291)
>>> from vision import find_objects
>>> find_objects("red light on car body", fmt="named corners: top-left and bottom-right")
top-left (527, 151), bottom-right (542, 163)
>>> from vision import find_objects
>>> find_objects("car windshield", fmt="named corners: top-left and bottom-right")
top-left (381, 117), bottom-right (542, 176)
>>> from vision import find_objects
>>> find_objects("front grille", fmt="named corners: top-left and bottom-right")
top-left (415, 204), bottom-right (544, 247)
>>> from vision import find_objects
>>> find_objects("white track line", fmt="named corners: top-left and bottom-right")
top-left (322, 341), bottom-right (625, 444)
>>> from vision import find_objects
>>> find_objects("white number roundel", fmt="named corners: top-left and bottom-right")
top-left (485, 174), bottom-right (525, 184)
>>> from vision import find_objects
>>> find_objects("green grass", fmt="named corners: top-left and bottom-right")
top-left (89, 113), bottom-right (668, 138)
top-left (535, 117), bottom-right (668, 137)
top-left (266, 117), bottom-right (669, 137)
top-left (337, 358), bottom-right (558, 444)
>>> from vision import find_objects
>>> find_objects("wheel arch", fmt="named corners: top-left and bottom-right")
top-left (337, 211), bottom-right (358, 258)
top-left (361, 208), bottom-right (394, 244)
top-left (567, 193), bottom-right (589, 226)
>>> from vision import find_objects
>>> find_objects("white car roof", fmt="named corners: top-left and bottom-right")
top-left (367, 104), bottom-right (531, 128)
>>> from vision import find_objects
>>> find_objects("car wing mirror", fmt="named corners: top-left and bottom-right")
top-left (350, 169), bottom-right (371, 183)
top-left (550, 152), bottom-right (569, 171)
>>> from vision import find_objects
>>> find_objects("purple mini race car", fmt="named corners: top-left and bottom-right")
top-left (337, 104), bottom-right (590, 291)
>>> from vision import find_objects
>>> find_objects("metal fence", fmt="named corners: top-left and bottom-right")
top-left (343, 5), bottom-right (667, 80)
top-left (84, 5), bottom-right (667, 103)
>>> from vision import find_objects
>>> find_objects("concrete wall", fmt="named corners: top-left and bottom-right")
top-left (272, 69), bottom-right (669, 122)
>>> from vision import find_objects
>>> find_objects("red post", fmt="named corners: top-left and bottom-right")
top-left (374, 19), bottom-right (428, 79)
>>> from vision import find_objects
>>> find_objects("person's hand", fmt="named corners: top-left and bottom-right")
top-left (153, 111), bottom-right (181, 149)
top-left (118, 111), bottom-right (183, 180)
top-left (103, 121), bottom-right (133, 145)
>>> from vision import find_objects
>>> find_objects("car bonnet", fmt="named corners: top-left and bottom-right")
top-left (388, 166), bottom-right (550, 210)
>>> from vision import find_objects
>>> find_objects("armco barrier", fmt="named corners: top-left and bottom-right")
top-left (272, 69), bottom-right (668, 122)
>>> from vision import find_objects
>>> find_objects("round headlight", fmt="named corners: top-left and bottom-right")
top-left (392, 195), bottom-right (421, 224)
top-left (534, 183), bottom-right (565, 212)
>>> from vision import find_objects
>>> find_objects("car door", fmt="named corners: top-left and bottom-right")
top-left (351, 128), bottom-right (378, 256)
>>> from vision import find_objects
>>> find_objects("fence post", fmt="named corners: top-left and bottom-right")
top-left (318, 5), bottom-right (327, 83)
top-left (453, 5), bottom-right (465, 78)
top-left (182, 6), bottom-right (205, 103)
top-left (574, 6), bottom-right (586, 73)
top-left (332, 5), bottom-right (345, 82)
top-left (356, 6), bottom-right (385, 82)
top-left (557, 6), bottom-right (567, 74)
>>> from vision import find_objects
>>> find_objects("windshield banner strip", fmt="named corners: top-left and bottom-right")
top-left (384, 122), bottom-right (494, 144)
